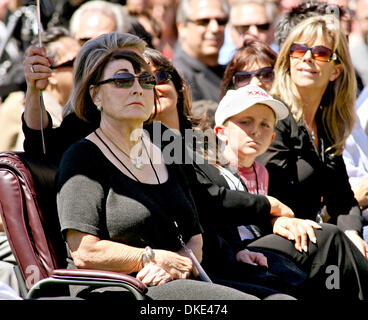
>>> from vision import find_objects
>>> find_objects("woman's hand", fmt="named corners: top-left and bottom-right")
top-left (23, 45), bottom-right (52, 91)
top-left (149, 249), bottom-right (194, 280)
top-left (272, 217), bottom-right (322, 252)
top-left (236, 249), bottom-right (268, 268)
top-left (136, 262), bottom-right (173, 286)
top-left (345, 230), bottom-right (368, 260)
top-left (266, 195), bottom-right (295, 218)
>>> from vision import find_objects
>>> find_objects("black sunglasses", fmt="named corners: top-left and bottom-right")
top-left (232, 67), bottom-right (274, 88)
top-left (290, 43), bottom-right (337, 62)
top-left (95, 72), bottom-right (156, 89)
top-left (51, 58), bottom-right (76, 70)
top-left (154, 70), bottom-right (172, 85)
top-left (233, 23), bottom-right (271, 34)
top-left (187, 17), bottom-right (228, 27)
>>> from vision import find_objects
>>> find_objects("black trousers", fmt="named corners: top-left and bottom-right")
top-left (248, 223), bottom-right (368, 300)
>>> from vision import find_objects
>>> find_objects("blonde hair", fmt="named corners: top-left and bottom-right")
top-left (271, 15), bottom-right (356, 155)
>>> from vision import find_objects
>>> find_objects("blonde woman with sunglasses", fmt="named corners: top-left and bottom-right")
top-left (257, 15), bottom-right (368, 259)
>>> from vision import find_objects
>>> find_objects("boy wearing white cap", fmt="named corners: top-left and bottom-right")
top-left (214, 85), bottom-right (289, 196)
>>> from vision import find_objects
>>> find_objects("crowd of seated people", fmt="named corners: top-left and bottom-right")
top-left (1, 0), bottom-right (368, 302)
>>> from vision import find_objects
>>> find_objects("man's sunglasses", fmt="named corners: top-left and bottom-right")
top-left (187, 17), bottom-right (228, 27)
top-left (51, 58), bottom-right (76, 70)
top-left (232, 67), bottom-right (274, 88)
top-left (95, 73), bottom-right (156, 89)
top-left (154, 70), bottom-right (172, 85)
top-left (233, 23), bottom-right (270, 34)
top-left (290, 43), bottom-right (338, 62)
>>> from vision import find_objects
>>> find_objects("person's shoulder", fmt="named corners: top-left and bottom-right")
top-left (58, 139), bottom-right (105, 183)
top-left (253, 161), bottom-right (268, 176)
top-left (60, 112), bottom-right (98, 133)
top-left (60, 139), bottom-right (99, 169)
top-left (195, 162), bottom-right (227, 185)
top-left (145, 120), bottom-right (181, 142)
top-left (173, 45), bottom-right (202, 73)
top-left (274, 104), bottom-right (296, 133)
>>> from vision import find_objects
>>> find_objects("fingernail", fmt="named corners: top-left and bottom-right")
top-left (303, 245), bottom-right (308, 252)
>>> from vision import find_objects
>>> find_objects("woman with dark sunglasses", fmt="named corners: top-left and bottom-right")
top-left (220, 39), bottom-right (277, 100)
top-left (257, 15), bottom-right (368, 259)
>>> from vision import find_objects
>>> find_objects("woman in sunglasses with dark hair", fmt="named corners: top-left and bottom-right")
top-left (219, 39), bottom-right (277, 100)
top-left (257, 15), bottom-right (368, 258)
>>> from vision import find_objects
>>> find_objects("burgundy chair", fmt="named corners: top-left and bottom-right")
top-left (0, 151), bottom-right (147, 299)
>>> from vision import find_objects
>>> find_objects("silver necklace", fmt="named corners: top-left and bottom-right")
top-left (94, 130), bottom-right (161, 184)
top-left (98, 129), bottom-right (144, 170)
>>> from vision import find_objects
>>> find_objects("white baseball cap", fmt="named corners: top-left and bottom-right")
top-left (215, 85), bottom-right (289, 126)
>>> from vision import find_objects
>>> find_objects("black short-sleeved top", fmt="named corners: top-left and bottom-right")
top-left (57, 134), bottom-right (202, 255)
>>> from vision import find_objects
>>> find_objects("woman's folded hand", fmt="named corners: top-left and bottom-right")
top-left (136, 249), bottom-right (195, 286)
top-left (152, 249), bottom-right (194, 279)
top-left (136, 262), bottom-right (173, 286)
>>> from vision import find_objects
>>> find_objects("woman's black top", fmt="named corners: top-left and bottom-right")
top-left (57, 126), bottom-right (202, 270)
top-left (257, 110), bottom-right (363, 233)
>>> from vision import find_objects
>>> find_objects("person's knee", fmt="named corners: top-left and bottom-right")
top-left (315, 223), bottom-right (342, 239)
top-left (313, 223), bottom-right (347, 250)
top-left (263, 293), bottom-right (297, 300)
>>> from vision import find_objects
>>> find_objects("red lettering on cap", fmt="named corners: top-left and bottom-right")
top-left (247, 89), bottom-right (269, 98)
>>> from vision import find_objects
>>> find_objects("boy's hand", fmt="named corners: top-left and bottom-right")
top-left (236, 249), bottom-right (268, 268)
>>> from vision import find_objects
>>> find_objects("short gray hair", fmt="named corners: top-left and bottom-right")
top-left (229, 0), bottom-right (278, 24)
top-left (176, 0), bottom-right (230, 24)
top-left (69, 0), bottom-right (131, 37)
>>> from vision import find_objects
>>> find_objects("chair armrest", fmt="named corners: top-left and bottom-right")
top-left (51, 268), bottom-right (148, 294)
top-left (26, 268), bottom-right (148, 300)
top-left (51, 268), bottom-right (147, 293)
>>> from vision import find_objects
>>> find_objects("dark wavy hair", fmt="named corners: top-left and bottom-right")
top-left (143, 47), bottom-right (193, 134)
top-left (219, 39), bottom-right (277, 100)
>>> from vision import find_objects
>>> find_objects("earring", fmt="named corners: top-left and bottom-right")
top-left (96, 105), bottom-right (103, 111)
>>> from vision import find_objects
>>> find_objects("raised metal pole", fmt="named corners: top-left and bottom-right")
top-left (36, 0), bottom-right (46, 154)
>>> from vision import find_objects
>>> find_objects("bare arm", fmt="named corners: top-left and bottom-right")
top-left (266, 195), bottom-right (295, 218)
top-left (66, 230), bottom-right (145, 274)
top-left (23, 45), bottom-right (52, 130)
top-left (66, 229), bottom-right (197, 277)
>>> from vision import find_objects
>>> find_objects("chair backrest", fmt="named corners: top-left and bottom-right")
top-left (0, 151), bottom-right (66, 290)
